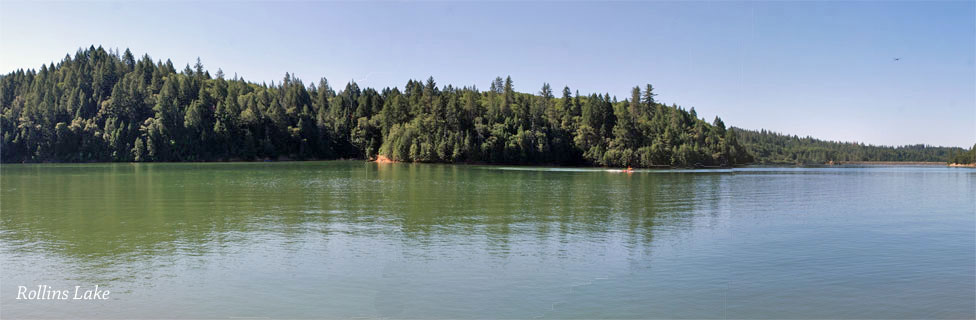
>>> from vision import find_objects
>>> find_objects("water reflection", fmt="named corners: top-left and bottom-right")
top-left (1, 162), bottom-right (722, 274)
top-left (3, 163), bottom-right (970, 319)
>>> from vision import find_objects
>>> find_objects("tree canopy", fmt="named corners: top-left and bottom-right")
top-left (0, 47), bottom-right (751, 167)
top-left (1, 47), bottom-right (968, 167)
top-left (733, 128), bottom-right (968, 164)
top-left (950, 144), bottom-right (975, 165)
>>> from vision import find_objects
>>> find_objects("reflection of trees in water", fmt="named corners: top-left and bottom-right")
top-left (366, 164), bottom-right (729, 258)
top-left (1, 162), bottom-right (730, 273)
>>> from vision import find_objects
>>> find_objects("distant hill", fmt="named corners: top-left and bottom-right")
top-left (732, 128), bottom-right (969, 165)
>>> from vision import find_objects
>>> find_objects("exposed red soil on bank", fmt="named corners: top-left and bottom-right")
top-left (374, 155), bottom-right (397, 163)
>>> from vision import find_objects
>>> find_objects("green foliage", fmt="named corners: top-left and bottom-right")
top-left (1, 46), bottom-right (749, 167)
top-left (950, 144), bottom-right (976, 164)
top-left (734, 128), bottom-right (967, 164)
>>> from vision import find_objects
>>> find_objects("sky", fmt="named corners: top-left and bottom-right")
top-left (1, 1), bottom-right (973, 147)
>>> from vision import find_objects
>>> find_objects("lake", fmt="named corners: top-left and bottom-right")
top-left (1, 162), bottom-right (973, 319)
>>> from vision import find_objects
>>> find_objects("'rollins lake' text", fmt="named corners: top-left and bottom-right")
top-left (17, 285), bottom-right (110, 300)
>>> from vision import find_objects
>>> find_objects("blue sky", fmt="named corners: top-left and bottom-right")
top-left (1, 1), bottom-right (973, 147)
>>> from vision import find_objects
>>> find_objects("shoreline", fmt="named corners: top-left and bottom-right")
top-left (4, 158), bottom-right (972, 169)
top-left (374, 155), bottom-right (397, 164)
top-left (829, 161), bottom-right (948, 166)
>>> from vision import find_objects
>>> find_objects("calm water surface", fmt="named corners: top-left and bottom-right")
top-left (1, 162), bottom-right (973, 319)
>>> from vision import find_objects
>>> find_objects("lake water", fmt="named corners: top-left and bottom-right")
top-left (1, 162), bottom-right (973, 319)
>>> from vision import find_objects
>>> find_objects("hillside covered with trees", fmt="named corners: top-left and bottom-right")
top-left (733, 128), bottom-right (968, 164)
top-left (0, 46), bottom-right (753, 167)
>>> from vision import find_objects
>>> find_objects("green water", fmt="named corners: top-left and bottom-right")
top-left (1, 161), bottom-right (973, 319)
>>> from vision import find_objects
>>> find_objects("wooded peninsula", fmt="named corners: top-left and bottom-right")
top-left (1, 47), bottom-right (972, 167)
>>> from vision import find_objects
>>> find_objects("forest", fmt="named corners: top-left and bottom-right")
top-left (1, 47), bottom-right (971, 167)
top-left (733, 128), bottom-right (968, 164)
top-left (949, 144), bottom-right (975, 165)
top-left (0, 46), bottom-right (752, 167)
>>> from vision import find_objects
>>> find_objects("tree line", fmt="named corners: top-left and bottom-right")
top-left (732, 128), bottom-right (969, 164)
top-left (0, 46), bottom-right (753, 167)
top-left (3, 46), bottom-right (970, 167)
top-left (949, 144), bottom-right (975, 165)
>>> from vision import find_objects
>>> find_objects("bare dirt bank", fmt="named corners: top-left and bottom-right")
top-left (374, 155), bottom-right (396, 164)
